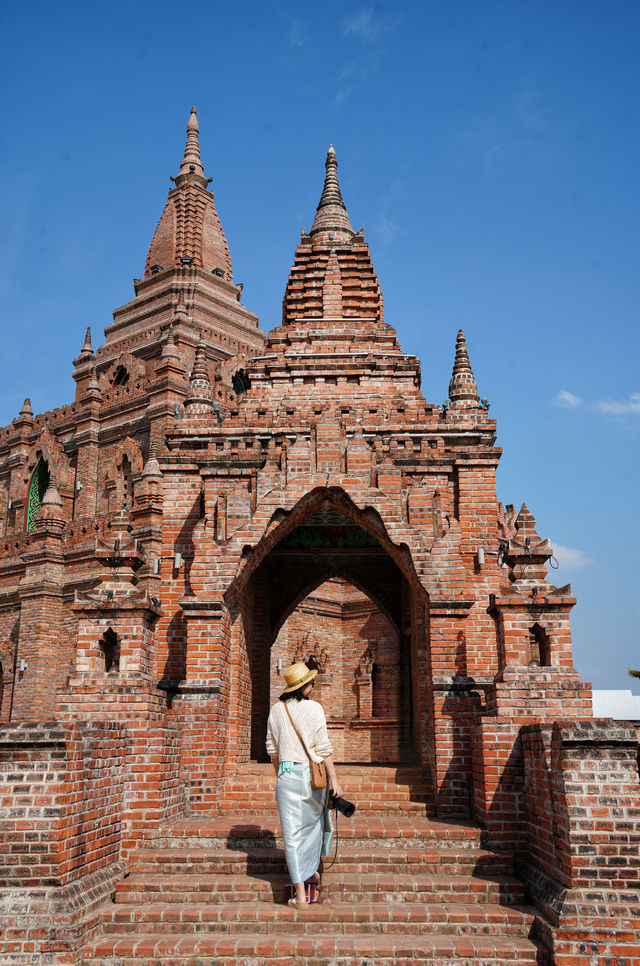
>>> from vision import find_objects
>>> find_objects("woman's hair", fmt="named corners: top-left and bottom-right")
top-left (279, 688), bottom-right (308, 702)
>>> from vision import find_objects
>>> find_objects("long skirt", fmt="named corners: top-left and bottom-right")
top-left (276, 762), bottom-right (333, 884)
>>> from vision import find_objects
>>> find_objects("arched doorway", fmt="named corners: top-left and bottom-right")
top-left (225, 490), bottom-right (430, 769)
top-left (270, 577), bottom-right (411, 763)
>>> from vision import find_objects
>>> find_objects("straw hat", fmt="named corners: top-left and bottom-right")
top-left (281, 661), bottom-right (318, 694)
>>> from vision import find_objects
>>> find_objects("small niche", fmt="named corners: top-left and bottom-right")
top-left (528, 623), bottom-right (551, 667)
top-left (232, 369), bottom-right (250, 395)
top-left (111, 365), bottom-right (130, 388)
top-left (121, 454), bottom-right (133, 509)
top-left (100, 628), bottom-right (120, 674)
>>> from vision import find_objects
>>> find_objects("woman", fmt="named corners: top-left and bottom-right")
top-left (266, 661), bottom-right (343, 906)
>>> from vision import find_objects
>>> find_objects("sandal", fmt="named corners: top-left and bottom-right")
top-left (287, 897), bottom-right (309, 907)
top-left (305, 877), bottom-right (320, 903)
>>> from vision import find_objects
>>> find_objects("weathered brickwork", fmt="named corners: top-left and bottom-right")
top-left (521, 720), bottom-right (640, 964)
top-left (0, 109), bottom-right (637, 964)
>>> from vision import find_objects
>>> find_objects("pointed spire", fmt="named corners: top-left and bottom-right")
top-left (33, 465), bottom-right (65, 528)
top-left (310, 145), bottom-right (354, 239)
top-left (185, 336), bottom-right (214, 413)
top-left (161, 290), bottom-right (187, 360)
top-left (142, 450), bottom-right (162, 478)
top-left (142, 440), bottom-right (162, 479)
top-left (505, 502), bottom-right (554, 588)
top-left (15, 396), bottom-right (34, 433)
top-left (85, 365), bottom-right (102, 401)
top-left (317, 145), bottom-right (344, 209)
top-left (41, 477), bottom-right (63, 508)
top-left (174, 287), bottom-right (188, 321)
top-left (176, 106), bottom-right (205, 186)
top-left (514, 503), bottom-right (541, 541)
top-left (74, 326), bottom-right (95, 368)
top-left (162, 326), bottom-right (180, 360)
top-left (190, 337), bottom-right (210, 384)
top-left (146, 108), bottom-right (233, 278)
top-left (448, 330), bottom-right (479, 405)
top-left (32, 473), bottom-right (65, 534)
top-left (282, 147), bottom-right (383, 323)
top-left (19, 397), bottom-right (33, 420)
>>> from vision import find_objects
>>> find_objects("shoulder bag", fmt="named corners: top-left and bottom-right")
top-left (284, 703), bottom-right (327, 789)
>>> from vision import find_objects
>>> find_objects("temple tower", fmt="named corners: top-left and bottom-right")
top-left (81, 107), bottom-right (264, 402)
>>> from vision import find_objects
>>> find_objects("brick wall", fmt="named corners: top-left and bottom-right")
top-left (0, 720), bottom-right (126, 887)
top-left (0, 719), bottom-right (131, 966)
top-left (471, 668), bottom-right (592, 851)
top-left (56, 684), bottom-right (184, 851)
top-left (521, 719), bottom-right (640, 964)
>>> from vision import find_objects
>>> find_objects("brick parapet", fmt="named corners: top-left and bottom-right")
top-left (520, 719), bottom-right (640, 963)
top-left (55, 682), bottom-right (184, 855)
top-left (0, 719), bottom-right (127, 887)
top-left (0, 862), bottom-right (125, 964)
top-left (471, 670), bottom-right (592, 855)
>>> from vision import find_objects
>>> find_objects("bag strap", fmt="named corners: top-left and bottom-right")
top-left (283, 702), bottom-right (314, 764)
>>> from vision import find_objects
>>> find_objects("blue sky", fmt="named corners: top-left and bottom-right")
top-left (1, 1), bottom-right (638, 690)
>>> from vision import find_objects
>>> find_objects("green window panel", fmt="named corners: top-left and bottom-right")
top-left (26, 458), bottom-right (50, 532)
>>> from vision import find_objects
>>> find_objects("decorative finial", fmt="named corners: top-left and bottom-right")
top-left (41, 478), bottom-right (63, 508)
top-left (142, 450), bottom-right (162, 478)
top-left (448, 329), bottom-right (479, 405)
top-left (19, 397), bottom-right (34, 420)
top-left (162, 327), bottom-right (180, 360)
top-left (82, 366), bottom-right (102, 402)
top-left (190, 336), bottom-right (210, 385)
top-left (310, 145), bottom-right (354, 238)
top-left (178, 105), bottom-right (205, 182)
top-left (74, 326), bottom-right (95, 368)
top-left (185, 336), bottom-right (214, 413)
top-left (146, 108), bottom-right (234, 279)
top-left (174, 288), bottom-right (188, 319)
top-left (515, 503), bottom-right (539, 538)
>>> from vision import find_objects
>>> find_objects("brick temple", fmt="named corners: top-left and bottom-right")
top-left (1, 109), bottom-right (638, 965)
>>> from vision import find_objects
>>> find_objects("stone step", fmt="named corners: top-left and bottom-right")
top-left (222, 781), bottom-right (431, 808)
top-left (222, 775), bottom-right (427, 789)
top-left (84, 931), bottom-right (543, 964)
top-left (155, 815), bottom-right (484, 850)
top-left (130, 845), bottom-right (513, 877)
top-left (115, 872), bottom-right (526, 905)
top-left (221, 773), bottom-right (430, 789)
top-left (218, 798), bottom-right (432, 815)
top-left (226, 764), bottom-right (424, 777)
top-left (100, 899), bottom-right (535, 936)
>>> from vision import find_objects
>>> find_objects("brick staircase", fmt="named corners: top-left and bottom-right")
top-left (83, 763), bottom-right (547, 965)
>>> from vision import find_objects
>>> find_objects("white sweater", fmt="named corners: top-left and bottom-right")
top-left (265, 699), bottom-right (333, 763)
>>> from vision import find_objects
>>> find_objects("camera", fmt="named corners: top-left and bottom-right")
top-left (331, 795), bottom-right (356, 818)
